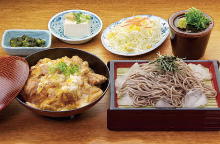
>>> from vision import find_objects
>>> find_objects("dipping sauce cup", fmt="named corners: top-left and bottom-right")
top-left (168, 11), bottom-right (214, 59)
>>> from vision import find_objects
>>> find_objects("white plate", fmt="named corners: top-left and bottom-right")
top-left (101, 15), bottom-right (169, 56)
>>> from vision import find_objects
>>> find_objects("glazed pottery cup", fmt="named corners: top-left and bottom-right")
top-left (168, 11), bottom-right (214, 59)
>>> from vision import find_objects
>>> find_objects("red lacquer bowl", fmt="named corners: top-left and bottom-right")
top-left (0, 56), bottom-right (29, 111)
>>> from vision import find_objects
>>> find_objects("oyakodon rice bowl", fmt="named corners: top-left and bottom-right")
top-left (16, 48), bottom-right (109, 117)
top-left (23, 56), bottom-right (107, 111)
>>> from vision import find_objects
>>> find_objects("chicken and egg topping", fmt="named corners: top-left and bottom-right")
top-left (23, 56), bottom-right (107, 111)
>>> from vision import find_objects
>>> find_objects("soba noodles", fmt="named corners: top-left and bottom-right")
top-left (117, 59), bottom-right (217, 108)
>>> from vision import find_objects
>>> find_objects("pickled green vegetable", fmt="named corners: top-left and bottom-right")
top-left (10, 35), bottom-right (46, 47)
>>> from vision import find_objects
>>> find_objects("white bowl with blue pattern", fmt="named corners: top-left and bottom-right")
top-left (48, 10), bottom-right (102, 44)
top-left (1, 29), bottom-right (52, 56)
top-left (101, 15), bottom-right (169, 56)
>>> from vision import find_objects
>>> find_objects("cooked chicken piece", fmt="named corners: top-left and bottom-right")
top-left (36, 58), bottom-right (51, 66)
top-left (23, 78), bottom-right (39, 100)
top-left (39, 64), bottom-right (49, 76)
top-left (39, 92), bottom-right (78, 111)
top-left (87, 72), bottom-right (107, 85)
top-left (71, 56), bottom-right (83, 64)
top-left (26, 84), bottom-right (48, 105)
top-left (88, 87), bottom-right (103, 102)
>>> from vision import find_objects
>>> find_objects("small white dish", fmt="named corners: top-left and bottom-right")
top-left (101, 15), bottom-right (170, 56)
top-left (48, 10), bottom-right (103, 44)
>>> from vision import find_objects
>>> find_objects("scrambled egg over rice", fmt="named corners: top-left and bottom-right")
top-left (23, 56), bottom-right (107, 111)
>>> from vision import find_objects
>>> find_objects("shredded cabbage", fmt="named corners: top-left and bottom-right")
top-left (107, 16), bottom-right (162, 53)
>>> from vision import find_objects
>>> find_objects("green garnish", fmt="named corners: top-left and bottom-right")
top-left (73, 13), bottom-right (82, 24)
top-left (49, 62), bottom-right (80, 76)
top-left (150, 54), bottom-right (181, 72)
top-left (57, 62), bottom-right (68, 73)
top-left (177, 7), bottom-right (211, 31)
top-left (64, 12), bottom-right (91, 24)
top-left (73, 12), bottom-right (91, 24)
top-left (185, 7), bottom-right (211, 31)
top-left (10, 35), bottom-right (46, 47)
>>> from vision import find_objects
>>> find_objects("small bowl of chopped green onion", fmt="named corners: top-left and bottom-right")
top-left (1, 29), bottom-right (52, 56)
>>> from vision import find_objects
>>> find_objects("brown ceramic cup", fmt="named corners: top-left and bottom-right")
top-left (168, 10), bottom-right (214, 59)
